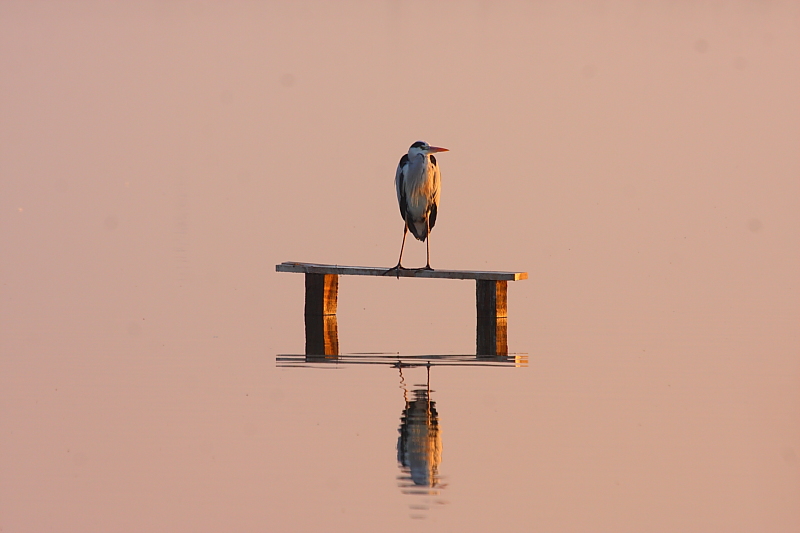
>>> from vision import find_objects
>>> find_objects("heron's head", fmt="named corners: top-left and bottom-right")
top-left (408, 141), bottom-right (449, 158)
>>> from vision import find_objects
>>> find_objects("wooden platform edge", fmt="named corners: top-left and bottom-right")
top-left (276, 261), bottom-right (527, 281)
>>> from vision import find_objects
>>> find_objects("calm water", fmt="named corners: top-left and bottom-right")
top-left (2, 3), bottom-right (798, 532)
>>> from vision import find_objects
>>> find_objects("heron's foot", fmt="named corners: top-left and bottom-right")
top-left (383, 264), bottom-right (407, 278)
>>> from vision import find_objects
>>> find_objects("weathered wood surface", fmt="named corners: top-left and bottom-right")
top-left (476, 280), bottom-right (508, 318)
top-left (476, 280), bottom-right (508, 355)
top-left (277, 261), bottom-right (527, 281)
top-left (305, 314), bottom-right (339, 356)
top-left (304, 273), bottom-right (338, 316)
top-left (477, 317), bottom-right (508, 356)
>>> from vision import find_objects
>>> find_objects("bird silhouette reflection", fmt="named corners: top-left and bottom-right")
top-left (274, 354), bottom-right (526, 519)
top-left (396, 365), bottom-right (444, 493)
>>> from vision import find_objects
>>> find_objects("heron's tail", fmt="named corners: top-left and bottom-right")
top-left (408, 219), bottom-right (428, 241)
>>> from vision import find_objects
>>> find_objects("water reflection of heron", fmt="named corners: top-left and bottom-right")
top-left (275, 353), bottom-right (525, 519)
top-left (396, 364), bottom-right (443, 492)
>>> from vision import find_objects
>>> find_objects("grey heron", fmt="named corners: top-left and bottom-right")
top-left (386, 141), bottom-right (449, 273)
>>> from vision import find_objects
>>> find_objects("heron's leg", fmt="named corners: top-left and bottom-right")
top-left (384, 223), bottom-right (409, 277)
top-left (423, 218), bottom-right (433, 270)
top-left (397, 224), bottom-right (408, 268)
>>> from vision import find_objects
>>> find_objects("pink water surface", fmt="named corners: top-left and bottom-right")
top-left (2, 2), bottom-right (798, 532)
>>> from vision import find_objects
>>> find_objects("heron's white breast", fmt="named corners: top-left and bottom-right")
top-left (403, 155), bottom-right (437, 219)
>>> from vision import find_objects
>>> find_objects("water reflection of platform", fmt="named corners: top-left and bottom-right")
top-left (276, 352), bottom-right (528, 368)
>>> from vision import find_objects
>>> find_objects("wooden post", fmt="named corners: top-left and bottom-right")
top-left (304, 273), bottom-right (338, 316)
top-left (476, 280), bottom-right (507, 318)
top-left (305, 315), bottom-right (339, 357)
top-left (477, 317), bottom-right (508, 357)
top-left (304, 273), bottom-right (339, 356)
top-left (476, 280), bottom-right (508, 356)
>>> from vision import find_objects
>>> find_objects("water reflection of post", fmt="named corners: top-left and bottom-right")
top-left (476, 280), bottom-right (508, 356)
top-left (397, 365), bottom-right (443, 492)
top-left (304, 273), bottom-right (339, 357)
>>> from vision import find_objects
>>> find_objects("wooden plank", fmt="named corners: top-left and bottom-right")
top-left (277, 261), bottom-right (527, 281)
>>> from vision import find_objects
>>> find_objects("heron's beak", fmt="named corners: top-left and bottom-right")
top-left (427, 146), bottom-right (449, 153)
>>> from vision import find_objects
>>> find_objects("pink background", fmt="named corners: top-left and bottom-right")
top-left (2, 2), bottom-right (798, 532)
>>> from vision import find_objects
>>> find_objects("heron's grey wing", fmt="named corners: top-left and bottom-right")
top-left (428, 203), bottom-right (438, 231)
top-left (428, 155), bottom-right (441, 231)
top-left (395, 154), bottom-right (409, 220)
